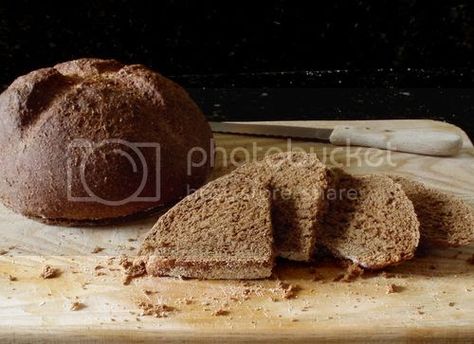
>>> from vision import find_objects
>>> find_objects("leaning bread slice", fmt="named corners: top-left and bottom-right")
top-left (138, 172), bottom-right (274, 279)
top-left (263, 152), bottom-right (333, 261)
top-left (320, 172), bottom-right (420, 269)
top-left (389, 175), bottom-right (474, 247)
top-left (234, 152), bottom-right (333, 261)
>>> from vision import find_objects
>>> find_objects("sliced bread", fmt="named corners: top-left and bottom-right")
top-left (234, 152), bottom-right (333, 261)
top-left (320, 172), bottom-right (420, 269)
top-left (138, 172), bottom-right (274, 279)
top-left (389, 175), bottom-right (474, 247)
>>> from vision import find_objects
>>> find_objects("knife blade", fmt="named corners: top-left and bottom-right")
top-left (209, 121), bottom-right (333, 141)
top-left (209, 121), bottom-right (463, 157)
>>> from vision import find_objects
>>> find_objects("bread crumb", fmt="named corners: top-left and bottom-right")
top-left (91, 247), bottom-right (104, 254)
top-left (40, 265), bottom-right (59, 279)
top-left (212, 309), bottom-right (229, 316)
top-left (277, 281), bottom-right (301, 299)
top-left (386, 284), bottom-right (401, 294)
top-left (70, 301), bottom-right (86, 311)
top-left (337, 264), bottom-right (364, 282)
top-left (138, 302), bottom-right (175, 317)
top-left (119, 255), bottom-right (133, 269)
top-left (144, 290), bottom-right (157, 295)
top-left (449, 302), bottom-right (455, 307)
top-left (8, 275), bottom-right (17, 281)
top-left (184, 298), bottom-right (193, 305)
top-left (122, 260), bottom-right (146, 285)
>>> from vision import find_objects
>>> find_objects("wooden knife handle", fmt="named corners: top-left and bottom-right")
top-left (329, 125), bottom-right (463, 157)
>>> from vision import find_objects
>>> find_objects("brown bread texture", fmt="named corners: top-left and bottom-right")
top-left (0, 58), bottom-right (212, 225)
top-left (389, 175), bottom-right (474, 247)
top-left (234, 152), bottom-right (333, 261)
top-left (320, 172), bottom-right (420, 269)
top-left (138, 172), bottom-right (274, 279)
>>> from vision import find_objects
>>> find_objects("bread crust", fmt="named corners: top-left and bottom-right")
top-left (145, 257), bottom-right (273, 280)
top-left (0, 58), bottom-right (212, 224)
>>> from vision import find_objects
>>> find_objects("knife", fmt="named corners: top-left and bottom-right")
top-left (209, 121), bottom-right (463, 157)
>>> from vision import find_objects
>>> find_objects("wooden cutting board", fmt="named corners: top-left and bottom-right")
top-left (0, 120), bottom-right (473, 343)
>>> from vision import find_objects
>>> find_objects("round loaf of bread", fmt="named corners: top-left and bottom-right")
top-left (0, 58), bottom-right (213, 225)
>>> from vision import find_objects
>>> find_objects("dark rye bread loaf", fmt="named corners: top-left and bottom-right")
top-left (389, 175), bottom-right (474, 247)
top-left (0, 58), bottom-right (212, 225)
top-left (138, 172), bottom-right (274, 279)
top-left (320, 172), bottom-right (420, 269)
top-left (234, 152), bottom-right (333, 261)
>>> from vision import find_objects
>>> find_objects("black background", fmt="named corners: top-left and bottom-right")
top-left (0, 0), bottom-right (473, 136)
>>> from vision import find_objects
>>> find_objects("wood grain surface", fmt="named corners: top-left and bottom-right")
top-left (0, 120), bottom-right (473, 343)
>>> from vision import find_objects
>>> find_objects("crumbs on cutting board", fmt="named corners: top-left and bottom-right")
top-left (3, 246), bottom-right (472, 327)
top-left (70, 301), bottom-right (86, 311)
top-left (275, 281), bottom-right (301, 299)
top-left (386, 284), bottom-right (403, 294)
top-left (333, 263), bottom-right (364, 282)
top-left (0, 246), bottom-right (16, 256)
top-left (212, 309), bottom-right (230, 316)
top-left (120, 255), bottom-right (146, 285)
top-left (40, 265), bottom-right (60, 279)
top-left (91, 246), bottom-right (104, 254)
top-left (137, 302), bottom-right (175, 318)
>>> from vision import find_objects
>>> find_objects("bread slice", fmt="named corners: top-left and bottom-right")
top-left (234, 152), bottom-right (333, 261)
top-left (138, 172), bottom-right (274, 279)
top-left (320, 172), bottom-right (420, 269)
top-left (389, 175), bottom-right (474, 247)
top-left (263, 152), bottom-right (333, 261)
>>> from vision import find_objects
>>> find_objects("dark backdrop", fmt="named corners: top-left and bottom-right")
top-left (0, 0), bottom-right (473, 136)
